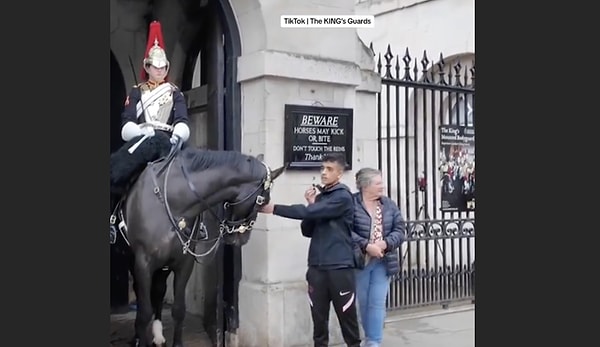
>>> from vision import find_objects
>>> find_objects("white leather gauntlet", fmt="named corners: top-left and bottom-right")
top-left (171, 122), bottom-right (190, 144)
top-left (121, 122), bottom-right (142, 141)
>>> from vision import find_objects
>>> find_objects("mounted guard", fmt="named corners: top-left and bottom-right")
top-left (107, 21), bottom-right (290, 347)
top-left (110, 20), bottom-right (192, 243)
top-left (110, 20), bottom-right (191, 198)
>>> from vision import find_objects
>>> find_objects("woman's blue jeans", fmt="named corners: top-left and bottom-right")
top-left (356, 258), bottom-right (390, 344)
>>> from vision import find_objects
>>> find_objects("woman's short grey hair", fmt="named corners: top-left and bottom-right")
top-left (355, 167), bottom-right (382, 191)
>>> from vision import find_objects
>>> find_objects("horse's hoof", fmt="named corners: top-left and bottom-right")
top-left (152, 320), bottom-right (167, 345)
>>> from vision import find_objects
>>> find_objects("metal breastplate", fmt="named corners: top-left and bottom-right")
top-left (140, 86), bottom-right (174, 131)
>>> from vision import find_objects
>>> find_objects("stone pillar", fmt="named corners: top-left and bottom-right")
top-left (229, 0), bottom-right (381, 345)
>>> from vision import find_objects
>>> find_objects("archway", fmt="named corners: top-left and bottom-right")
top-left (177, 1), bottom-right (243, 343)
top-left (108, 0), bottom-right (244, 344)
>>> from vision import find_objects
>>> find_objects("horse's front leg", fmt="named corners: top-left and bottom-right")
top-left (133, 254), bottom-right (154, 347)
top-left (150, 268), bottom-right (170, 346)
top-left (171, 258), bottom-right (194, 347)
top-left (128, 253), bottom-right (141, 345)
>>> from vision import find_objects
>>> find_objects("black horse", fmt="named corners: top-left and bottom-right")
top-left (112, 144), bottom-right (285, 347)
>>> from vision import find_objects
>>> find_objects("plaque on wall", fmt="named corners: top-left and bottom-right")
top-left (284, 104), bottom-right (353, 170)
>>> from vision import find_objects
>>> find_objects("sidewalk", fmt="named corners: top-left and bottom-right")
top-left (111, 304), bottom-right (474, 347)
top-left (380, 305), bottom-right (474, 347)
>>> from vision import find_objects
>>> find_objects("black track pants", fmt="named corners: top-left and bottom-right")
top-left (306, 266), bottom-right (361, 347)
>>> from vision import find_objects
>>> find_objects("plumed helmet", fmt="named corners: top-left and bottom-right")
top-left (141, 21), bottom-right (170, 80)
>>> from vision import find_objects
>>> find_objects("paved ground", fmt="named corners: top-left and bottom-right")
top-left (110, 308), bottom-right (212, 347)
top-left (110, 305), bottom-right (474, 347)
top-left (379, 305), bottom-right (474, 347)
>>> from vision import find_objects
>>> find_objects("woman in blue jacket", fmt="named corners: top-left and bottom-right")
top-left (352, 167), bottom-right (406, 347)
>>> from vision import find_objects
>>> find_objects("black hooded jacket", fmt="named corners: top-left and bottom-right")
top-left (273, 183), bottom-right (355, 269)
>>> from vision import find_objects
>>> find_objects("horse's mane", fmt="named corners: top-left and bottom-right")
top-left (181, 147), bottom-right (265, 179)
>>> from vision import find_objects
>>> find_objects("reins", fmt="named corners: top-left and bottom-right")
top-left (114, 145), bottom-right (271, 262)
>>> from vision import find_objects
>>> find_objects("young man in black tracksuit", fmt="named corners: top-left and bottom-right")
top-left (259, 153), bottom-right (361, 347)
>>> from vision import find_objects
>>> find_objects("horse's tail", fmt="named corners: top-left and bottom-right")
top-left (152, 319), bottom-right (166, 345)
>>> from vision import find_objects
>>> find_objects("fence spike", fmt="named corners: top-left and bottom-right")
top-left (421, 50), bottom-right (431, 83)
top-left (384, 44), bottom-right (394, 78)
top-left (413, 59), bottom-right (419, 82)
top-left (402, 47), bottom-right (412, 81)
top-left (437, 53), bottom-right (446, 85)
top-left (453, 61), bottom-right (463, 87)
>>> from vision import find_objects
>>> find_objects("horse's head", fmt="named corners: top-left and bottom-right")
top-left (221, 154), bottom-right (286, 246)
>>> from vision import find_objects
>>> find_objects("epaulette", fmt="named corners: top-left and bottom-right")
top-left (168, 82), bottom-right (180, 91)
top-left (137, 83), bottom-right (150, 92)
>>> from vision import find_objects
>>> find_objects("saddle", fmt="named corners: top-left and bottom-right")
top-left (110, 132), bottom-right (172, 194)
top-left (109, 133), bottom-right (181, 244)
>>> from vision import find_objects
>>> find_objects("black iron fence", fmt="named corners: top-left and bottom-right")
top-left (387, 218), bottom-right (475, 311)
top-left (371, 43), bottom-right (475, 311)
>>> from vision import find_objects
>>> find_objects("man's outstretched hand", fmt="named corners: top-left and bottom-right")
top-left (259, 202), bottom-right (274, 214)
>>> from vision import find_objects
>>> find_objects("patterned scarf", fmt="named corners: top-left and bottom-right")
top-left (365, 202), bottom-right (384, 264)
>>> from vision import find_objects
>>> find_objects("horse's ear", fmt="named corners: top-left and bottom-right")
top-left (256, 153), bottom-right (265, 161)
top-left (271, 164), bottom-right (287, 180)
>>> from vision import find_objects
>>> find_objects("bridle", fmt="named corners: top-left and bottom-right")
top-left (179, 155), bottom-right (272, 233)
top-left (146, 154), bottom-right (273, 260)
